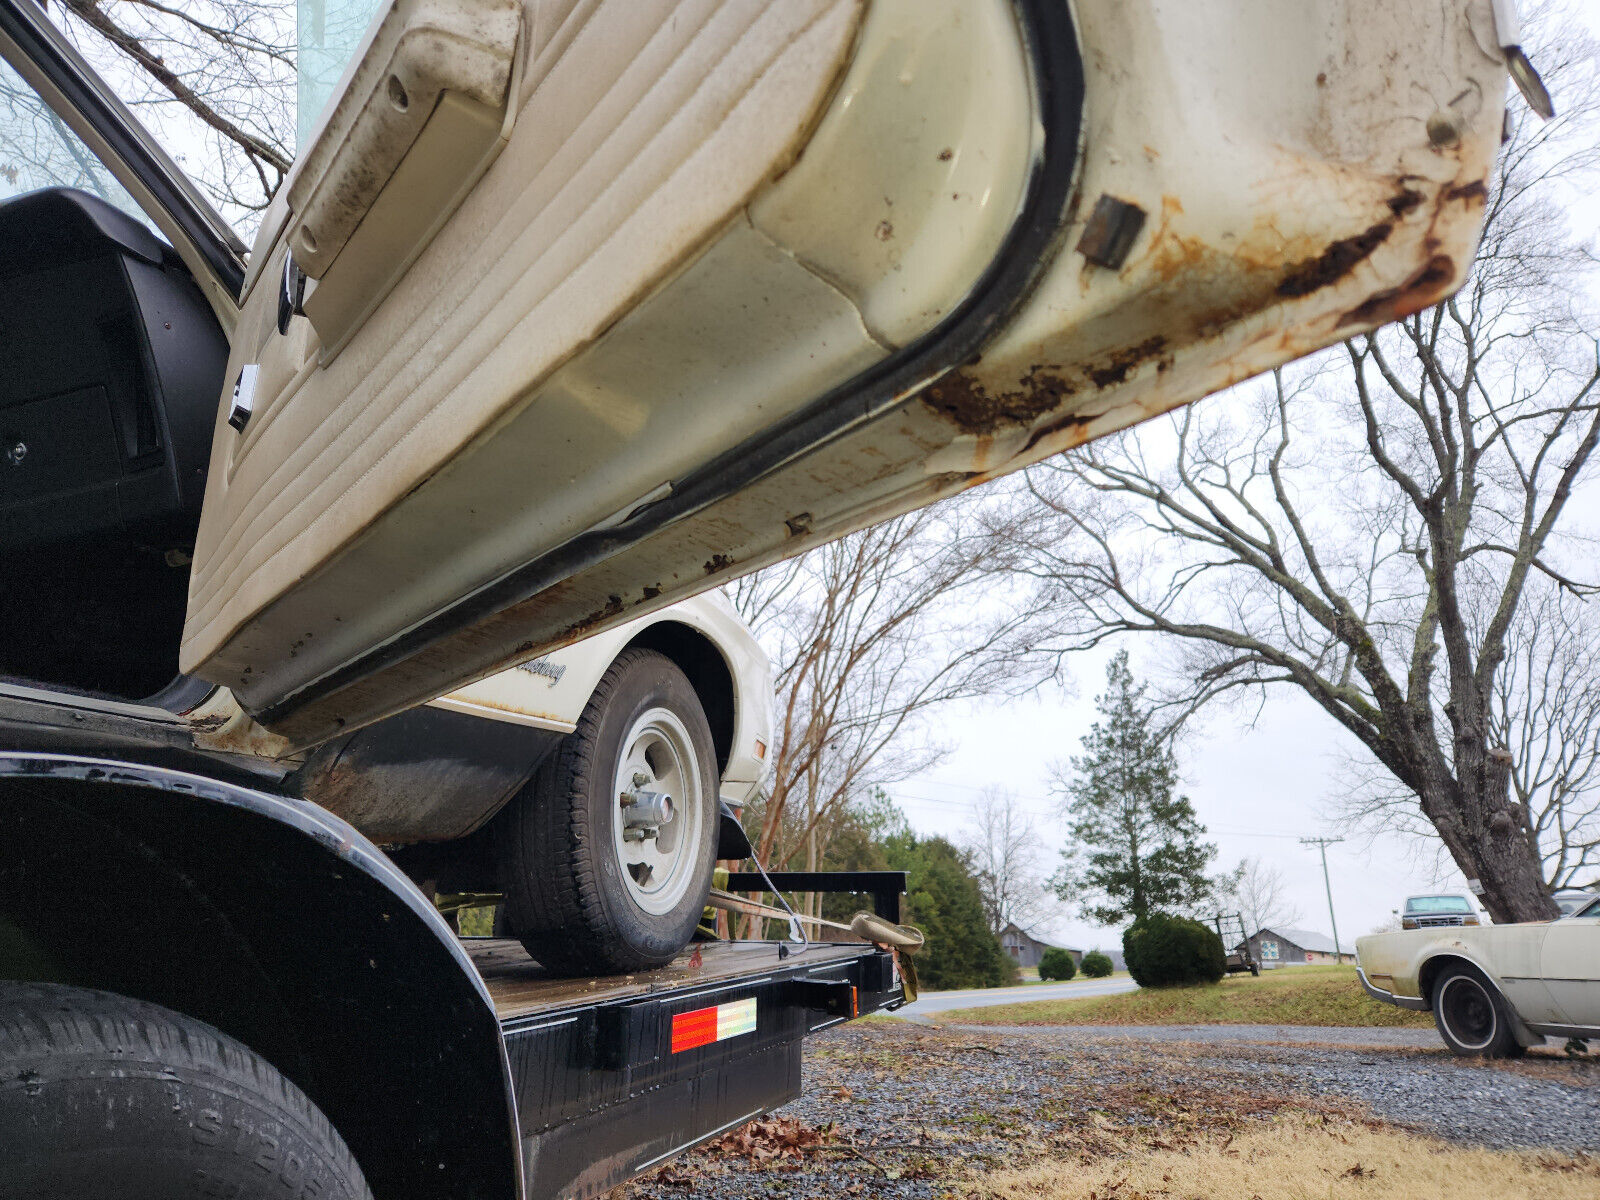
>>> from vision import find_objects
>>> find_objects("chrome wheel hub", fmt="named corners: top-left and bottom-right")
top-left (611, 708), bottom-right (704, 915)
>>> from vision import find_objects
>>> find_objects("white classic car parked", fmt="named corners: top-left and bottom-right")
top-left (1357, 909), bottom-right (1600, 1057)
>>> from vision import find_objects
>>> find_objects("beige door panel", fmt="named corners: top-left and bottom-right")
top-left (183, 0), bottom-right (1515, 749)
top-left (1541, 920), bottom-right (1600, 1028)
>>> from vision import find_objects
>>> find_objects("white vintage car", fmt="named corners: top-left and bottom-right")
top-left (0, 0), bottom-right (1526, 975)
top-left (1357, 908), bottom-right (1600, 1057)
top-left (289, 592), bottom-right (773, 973)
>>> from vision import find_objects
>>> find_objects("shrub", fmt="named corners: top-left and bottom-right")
top-left (1038, 947), bottom-right (1078, 981)
top-left (1080, 950), bottom-right (1114, 978)
top-left (1122, 913), bottom-right (1225, 987)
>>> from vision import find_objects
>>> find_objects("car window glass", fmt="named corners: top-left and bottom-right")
top-left (0, 55), bottom-right (159, 231)
top-left (297, 0), bottom-right (386, 148)
top-left (1406, 896), bottom-right (1472, 914)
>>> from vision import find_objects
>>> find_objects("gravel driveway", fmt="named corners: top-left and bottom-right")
top-left (620, 1019), bottom-right (1600, 1199)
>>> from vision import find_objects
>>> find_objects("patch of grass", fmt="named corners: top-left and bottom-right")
top-left (938, 965), bottom-right (1431, 1028)
top-left (975, 1119), bottom-right (1600, 1199)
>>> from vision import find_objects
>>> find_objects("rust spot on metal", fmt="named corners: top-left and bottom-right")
top-left (925, 337), bottom-right (1169, 436)
top-left (1276, 222), bottom-right (1392, 298)
top-left (1445, 179), bottom-right (1487, 204)
top-left (1087, 336), bottom-right (1168, 389)
top-left (552, 591), bottom-right (631, 644)
top-left (641, 585), bottom-right (661, 600)
top-left (1386, 188), bottom-right (1425, 217)
top-left (922, 369), bottom-right (1073, 435)
top-left (703, 553), bottom-right (735, 575)
top-left (1338, 254), bottom-right (1456, 328)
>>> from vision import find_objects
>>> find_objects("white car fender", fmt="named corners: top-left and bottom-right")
top-left (1357, 927), bottom-right (1564, 1031)
top-left (429, 592), bottom-right (773, 797)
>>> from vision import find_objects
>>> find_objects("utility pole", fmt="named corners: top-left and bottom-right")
top-left (1301, 837), bottom-right (1345, 960)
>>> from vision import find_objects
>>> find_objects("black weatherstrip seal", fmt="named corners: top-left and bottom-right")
top-left (259, 0), bottom-right (1085, 734)
top-left (0, 0), bottom-right (247, 297)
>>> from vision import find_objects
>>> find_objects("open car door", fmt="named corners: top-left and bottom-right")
top-left (178, 0), bottom-right (1522, 749)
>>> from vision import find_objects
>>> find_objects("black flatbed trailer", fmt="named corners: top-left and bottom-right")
top-left (479, 936), bottom-right (899, 1197)
top-left (0, 753), bottom-right (904, 1200)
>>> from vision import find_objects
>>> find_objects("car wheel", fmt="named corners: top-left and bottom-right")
top-left (0, 981), bottom-right (372, 1200)
top-left (1430, 963), bottom-right (1524, 1058)
top-left (497, 648), bottom-right (718, 975)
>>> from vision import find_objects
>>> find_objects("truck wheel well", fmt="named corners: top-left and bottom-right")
top-left (624, 622), bottom-right (735, 775)
top-left (0, 764), bottom-right (517, 1200)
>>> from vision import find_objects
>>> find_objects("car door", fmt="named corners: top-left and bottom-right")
top-left (1541, 914), bottom-right (1600, 1029)
top-left (100, 0), bottom-right (1512, 749)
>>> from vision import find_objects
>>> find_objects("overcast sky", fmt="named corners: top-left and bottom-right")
top-left (896, 7), bottom-right (1600, 955)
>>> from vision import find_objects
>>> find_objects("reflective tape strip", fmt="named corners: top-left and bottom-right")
top-left (670, 998), bottom-right (758, 1053)
top-left (717, 997), bottom-right (758, 1039)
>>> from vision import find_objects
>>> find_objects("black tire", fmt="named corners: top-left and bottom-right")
top-left (0, 982), bottom-right (372, 1200)
top-left (1431, 963), bottom-right (1525, 1058)
top-left (497, 648), bottom-right (718, 975)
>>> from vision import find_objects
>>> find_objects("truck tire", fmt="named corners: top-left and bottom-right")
top-left (0, 981), bottom-right (372, 1200)
top-left (1431, 963), bottom-right (1524, 1058)
top-left (497, 648), bottom-right (718, 975)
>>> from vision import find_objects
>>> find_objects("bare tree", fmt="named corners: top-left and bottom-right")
top-left (50, 0), bottom-right (296, 225)
top-left (962, 787), bottom-right (1053, 936)
top-left (1008, 28), bottom-right (1600, 924)
top-left (1336, 584), bottom-right (1600, 888)
top-left (728, 497), bottom-right (1049, 889)
top-left (1, 59), bottom-right (132, 202)
top-left (1213, 857), bottom-right (1302, 937)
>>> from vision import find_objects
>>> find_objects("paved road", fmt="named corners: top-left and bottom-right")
top-left (897, 974), bottom-right (1137, 1018)
top-left (951, 1022), bottom-right (1438, 1048)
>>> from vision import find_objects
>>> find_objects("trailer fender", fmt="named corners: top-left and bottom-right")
top-left (0, 754), bottom-right (520, 1200)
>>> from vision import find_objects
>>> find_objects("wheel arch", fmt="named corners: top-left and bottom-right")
top-left (624, 621), bottom-right (736, 776)
top-left (1418, 951), bottom-right (1501, 1009)
top-left (0, 754), bottom-right (521, 1200)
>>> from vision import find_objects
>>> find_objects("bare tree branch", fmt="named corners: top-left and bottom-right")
top-left (1006, 19), bottom-right (1600, 921)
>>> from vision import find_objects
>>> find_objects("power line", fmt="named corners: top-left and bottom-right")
top-left (888, 782), bottom-right (1317, 840)
top-left (886, 790), bottom-right (1313, 842)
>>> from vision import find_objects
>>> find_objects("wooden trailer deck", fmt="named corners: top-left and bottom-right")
top-left (466, 937), bottom-right (878, 1021)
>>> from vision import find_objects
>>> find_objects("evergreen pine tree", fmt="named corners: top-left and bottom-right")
top-left (1054, 650), bottom-right (1215, 925)
top-left (885, 833), bottom-right (1013, 989)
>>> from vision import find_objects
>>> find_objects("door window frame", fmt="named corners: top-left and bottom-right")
top-left (0, 0), bottom-right (247, 298)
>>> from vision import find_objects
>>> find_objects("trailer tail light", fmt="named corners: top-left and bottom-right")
top-left (670, 998), bottom-right (758, 1053)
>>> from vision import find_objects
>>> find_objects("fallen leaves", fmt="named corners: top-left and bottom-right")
top-left (706, 1116), bottom-right (836, 1167)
